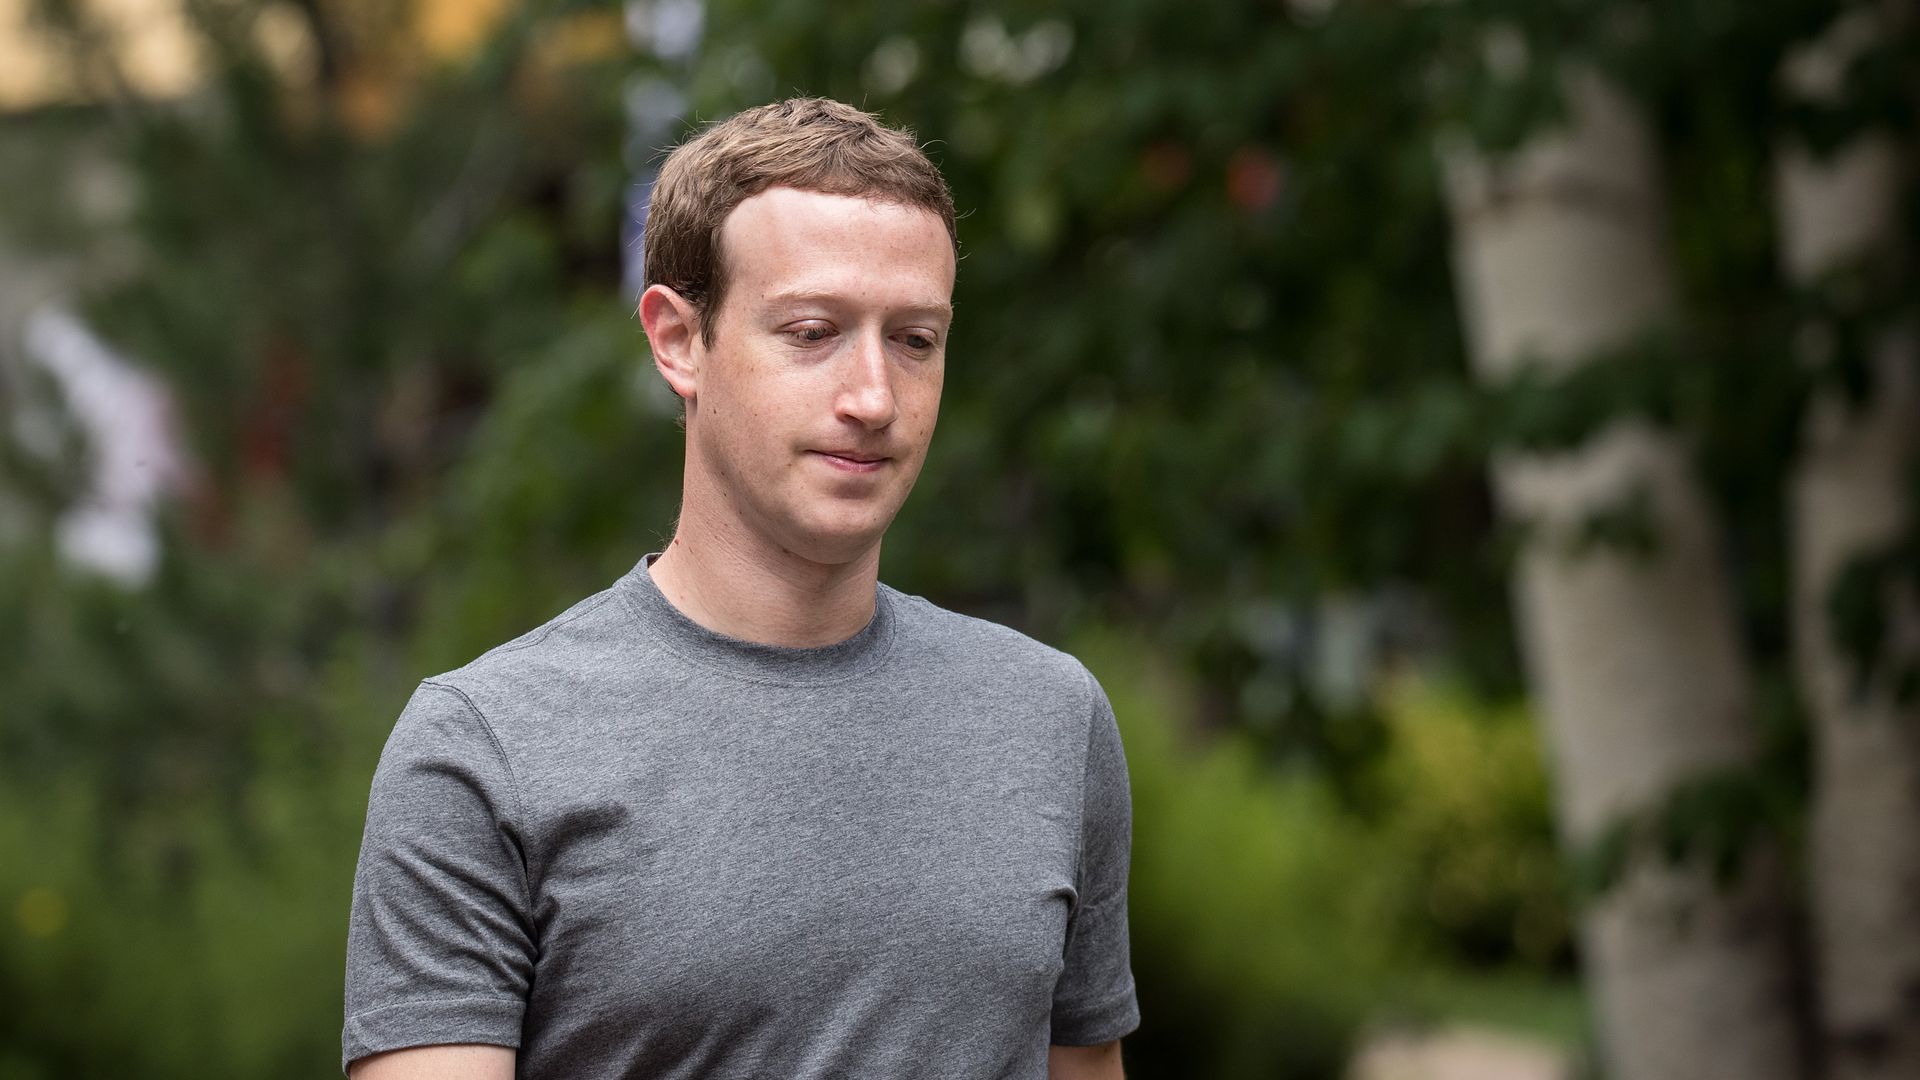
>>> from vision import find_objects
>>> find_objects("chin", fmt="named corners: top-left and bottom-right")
top-left (779, 512), bottom-right (894, 566)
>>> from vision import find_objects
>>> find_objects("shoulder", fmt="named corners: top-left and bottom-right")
top-left (882, 585), bottom-right (1099, 705)
top-left (431, 583), bottom-right (633, 694)
top-left (392, 583), bottom-right (643, 755)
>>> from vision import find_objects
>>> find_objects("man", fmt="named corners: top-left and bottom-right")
top-left (343, 97), bottom-right (1137, 1080)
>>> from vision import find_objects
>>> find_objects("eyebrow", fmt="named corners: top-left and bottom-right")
top-left (760, 289), bottom-right (954, 323)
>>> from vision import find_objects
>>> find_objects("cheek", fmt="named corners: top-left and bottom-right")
top-left (907, 370), bottom-right (943, 428)
top-left (706, 356), bottom-right (786, 430)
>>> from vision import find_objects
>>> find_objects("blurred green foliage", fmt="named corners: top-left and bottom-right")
top-left (6, 0), bottom-right (1917, 1074)
top-left (1098, 636), bottom-right (1572, 1077)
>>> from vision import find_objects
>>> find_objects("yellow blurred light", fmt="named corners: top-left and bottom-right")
top-left (535, 10), bottom-right (625, 67)
top-left (17, 886), bottom-right (69, 938)
top-left (0, 0), bottom-right (202, 110)
top-left (337, 68), bottom-right (403, 138)
top-left (418, 0), bottom-right (510, 60)
top-left (0, 0), bottom-right (72, 109)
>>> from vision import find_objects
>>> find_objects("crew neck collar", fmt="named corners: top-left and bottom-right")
top-left (616, 553), bottom-right (897, 686)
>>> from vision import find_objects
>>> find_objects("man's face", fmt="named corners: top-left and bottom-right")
top-left (685, 186), bottom-right (955, 565)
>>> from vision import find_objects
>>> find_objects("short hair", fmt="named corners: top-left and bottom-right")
top-left (642, 97), bottom-right (958, 346)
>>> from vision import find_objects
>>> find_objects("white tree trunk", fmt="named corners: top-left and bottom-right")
top-left (1775, 10), bottom-right (1920, 1079)
top-left (1441, 65), bottom-right (1806, 1080)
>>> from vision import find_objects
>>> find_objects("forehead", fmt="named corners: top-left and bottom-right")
top-left (717, 187), bottom-right (955, 313)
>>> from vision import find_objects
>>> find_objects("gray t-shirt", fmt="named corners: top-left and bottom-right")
top-left (343, 555), bottom-right (1138, 1077)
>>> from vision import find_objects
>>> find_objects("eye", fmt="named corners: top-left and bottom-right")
top-left (896, 330), bottom-right (940, 352)
top-left (782, 322), bottom-right (836, 345)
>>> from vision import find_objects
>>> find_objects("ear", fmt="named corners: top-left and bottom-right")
top-left (638, 284), bottom-right (703, 403)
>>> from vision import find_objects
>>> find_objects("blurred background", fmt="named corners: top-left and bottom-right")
top-left (2, 0), bottom-right (1917, 1077)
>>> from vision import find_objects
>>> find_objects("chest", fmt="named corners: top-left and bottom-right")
top-left (518, 701), bottom-right (1082, 1030)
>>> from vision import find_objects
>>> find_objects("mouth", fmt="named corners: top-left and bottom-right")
top-left (811, 450), bottom-right (891, 474)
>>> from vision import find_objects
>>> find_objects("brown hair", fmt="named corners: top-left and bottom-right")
top-left (642, 97), bottom-right (957, 346)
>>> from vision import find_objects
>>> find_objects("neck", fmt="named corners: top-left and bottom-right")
top-left (648, 479), bottom-right (882, 649)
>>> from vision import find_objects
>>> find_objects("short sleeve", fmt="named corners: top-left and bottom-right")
top-left (1050, 671), bottom-right (1141, 1045)
top-left (342, 680), bottom-right (536, 1072)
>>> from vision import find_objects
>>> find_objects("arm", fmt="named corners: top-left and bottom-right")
top-left (1049, 673), bottom-right (1142, 1047)
top-left (343, 683), bottom-right (537, 1073)
top-left (1049, 1040), bottom-right (1124, 1080)
top-left (350, 1045), bottom-right (515, 1080)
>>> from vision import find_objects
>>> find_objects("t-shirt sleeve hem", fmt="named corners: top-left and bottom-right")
top-left (1049, 980), bottom-right (1141, 1046)
top-left (341, 996), bottom-right (524, 1074)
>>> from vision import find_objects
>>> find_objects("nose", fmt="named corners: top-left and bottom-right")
top-left (835, 328), bottom-right (897, 430)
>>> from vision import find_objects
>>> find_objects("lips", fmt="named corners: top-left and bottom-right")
top-left (812, 449), bottom-right (890, 473)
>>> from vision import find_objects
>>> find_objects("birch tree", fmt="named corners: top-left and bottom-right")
top-left (1775, 8), bottom-right (1920, 1078)
top-left (1441, 62), bottom-right (1807, 1080)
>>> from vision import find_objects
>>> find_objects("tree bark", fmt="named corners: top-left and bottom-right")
top-left (1441, 65), bottom-right (1807, 1080)
top-left (1775, 10), bottom-right (1920, 1079)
